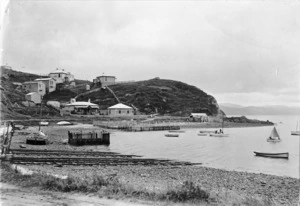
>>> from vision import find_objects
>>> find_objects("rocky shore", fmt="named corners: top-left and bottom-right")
top-left (14, 163), bottom-right (299, 205)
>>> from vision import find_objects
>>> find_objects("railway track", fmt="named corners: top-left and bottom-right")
top-left (9, 149), bottom-right (200, 166)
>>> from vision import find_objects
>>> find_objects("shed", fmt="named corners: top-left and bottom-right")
top-left (108, 103), bottom-right (134, 116)
top-left (189, 113), bottom-right (208, 122)
top-left (25, 92), bottom-right (42, 104)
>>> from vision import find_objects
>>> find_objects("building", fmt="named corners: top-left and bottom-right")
top-left (108, 103), bottom-right (134, 116)
top-left (34, 78), bottom-right (56, 94)
top-left (49, 68), bottom-right (75, 84)
top-left (93, 75), bottom-right (116, 87)
top-left (61, 99), bottom-right (99, 115)
top-left (25, 92), bottom-right (42, 104)
top-left (189, 113), bottom-right (208, 122)
top-left (22, 81), bottom-right (46, 96)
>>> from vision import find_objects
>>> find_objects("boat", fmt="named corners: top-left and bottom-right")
top-left (165, 134), bottom-right (179, 137)
top-left (254, 151), bottom-right (289, 159)
top-left (197, 133), bottom-right (208, 136)
top-left (199, 130), bottom-right (215, 134)
top-left (39, 121), bottom-right (49, 126)
top-left (209, 116), bottom-right (229, 137)
top-left (291, 121), bottom-right (300, 135)
top-left (209, 133), bottom-right (229, 137)
top-left (169, 130), bottom-right (185, 133)
top-left (267, 127), bottom-right (281, 142)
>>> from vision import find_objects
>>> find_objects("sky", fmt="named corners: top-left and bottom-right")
top-left (1, 0), bottom-right (300, 107)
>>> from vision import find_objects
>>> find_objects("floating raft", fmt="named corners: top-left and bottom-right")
top-left (68, 130), bottom-right (110, 146)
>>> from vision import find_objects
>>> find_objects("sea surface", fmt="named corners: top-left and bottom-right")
top-left (102, 115), bottom-right (300, 178)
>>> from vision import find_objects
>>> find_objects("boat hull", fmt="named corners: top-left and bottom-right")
top-left (165, 134), bottom-right (179, 137)
top-left (197, 133), bottom-right (207, 136)
top-left (254, 152), bottom-right (289, 159)
top-left (209, 133), bottom-right (229, 137)
top-left (267, 139), bottom-right (281, 142)
top-left (291, 131), bottom-right (300, 135)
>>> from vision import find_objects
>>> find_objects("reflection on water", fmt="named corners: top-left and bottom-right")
top-left (99, 115), bottom-right (300, 178)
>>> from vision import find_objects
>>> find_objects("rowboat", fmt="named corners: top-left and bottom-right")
top-left (165, 134), bottom-right (179, 137)
top-left (169, 130), bottom-right (185, 133)
top-left (254, 151), bottom-right (289, 159)
top-left (197, 133), bottom-right (208, 136)
top-left (199, 130), bottom-right (215, 134)
top-left (267, 127), bottom-right (281, 142)
top-left (209, 133), bottom-right (229, 137)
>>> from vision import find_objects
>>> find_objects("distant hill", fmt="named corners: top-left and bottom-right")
top-left (51, 78), bottom-right (222, 116)
top-left (220, 103), bottom-right (300, 115)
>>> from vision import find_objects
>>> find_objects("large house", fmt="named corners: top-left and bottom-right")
top-left (34, 78), bottom-right (56, 94)
top-left (49, 68), bottom-right (75, 84)
top-left (93, 75), bottom-right (116, 87)
top-left (61, 99), bottom-right (99, 115)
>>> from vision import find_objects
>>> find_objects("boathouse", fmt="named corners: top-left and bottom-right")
top-left (189, 113), bottom-right (208, 122)
top-left (108, 103), bottom-right (134, 116)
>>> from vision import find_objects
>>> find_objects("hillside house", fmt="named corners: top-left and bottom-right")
top-left (61, 99), bottom-right (99, 115)
top-left (49, 68), bottom-right (75, 84)
top-left (22, 81), bottom-right (46, 96)
top-left (25, 92), bottom-right (42, 104)
top-left (93, 75), bottom-right (116, 87)
top-left (108, 103), bottom-right (134, 116)
top-left (35, 78), bottom-right (56, 94)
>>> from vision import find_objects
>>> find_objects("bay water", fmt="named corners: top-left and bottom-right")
top-left (105, 115), bottom-right (300, 178)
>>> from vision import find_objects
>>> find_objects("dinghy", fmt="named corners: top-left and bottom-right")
top-left (254, 152), bottom-right (289, 159)
top-left (291, 122), bottom-right (300, 135)
top-left (267, 127), bottom-right (281, 142)
top-left (165, 134), bottom-right (179, 137)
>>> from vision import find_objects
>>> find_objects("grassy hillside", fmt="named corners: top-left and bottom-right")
top-left (74, 78), bottom-right (221, 116)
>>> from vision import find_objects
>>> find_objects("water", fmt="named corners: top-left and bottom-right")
top-left (101, 115), bottom-right (300, 178)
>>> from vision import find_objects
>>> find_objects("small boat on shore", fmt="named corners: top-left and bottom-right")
top-left (197, 133), bottom-right (208, 136)
top-left (165, 134), bottom-right (179, 137)
top-left (199, 130), bottom-right (215, 134)
top-left (267, 127), bottom-right (281, 142)
top-left (254, 151), bottom-right (289, 159)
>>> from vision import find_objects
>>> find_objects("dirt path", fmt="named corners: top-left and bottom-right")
top-left (0, 182), bottom-right (152, 206)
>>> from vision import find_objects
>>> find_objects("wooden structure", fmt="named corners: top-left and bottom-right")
top-left (68, 130), bottom-right (110, 146)
top-left (1, 122), bottom-right (14, 160)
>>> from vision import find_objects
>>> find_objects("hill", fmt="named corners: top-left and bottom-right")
top-left (220, 103), bottom-right (300, 115)
top-left (72, 78), bottom-right (221, 116)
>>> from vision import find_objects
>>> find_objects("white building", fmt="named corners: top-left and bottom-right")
top-left (34, 78), bottom-right (56, 94)
top-left (108, 103), bottom-right (134, 116)
top-left (93, 75), bottom-right (116, 87)
top-left (22, 81), bottom-right (46, 96)
top-left (49, 68), bottom-right (75, 84)
top-left (25, 92), bottom-right (42, 104)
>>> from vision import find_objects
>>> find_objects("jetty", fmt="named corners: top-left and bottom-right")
top-left (94, 121), bottom-right (180, 132)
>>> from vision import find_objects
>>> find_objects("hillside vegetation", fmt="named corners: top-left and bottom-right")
top-left (74, 78), bottom-right (221, 116)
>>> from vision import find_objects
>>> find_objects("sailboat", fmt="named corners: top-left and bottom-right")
top-left (209, 116), bottom-right (229, 137)
top-left (267, 127), bottom-right (281, 142)
top-left (291, 122), bottom-right (300, 136)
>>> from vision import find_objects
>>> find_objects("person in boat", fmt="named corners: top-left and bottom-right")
top-left (215, 130), bottom-right (218, 134)
top-left (220, 129), bottom-right (223, 134)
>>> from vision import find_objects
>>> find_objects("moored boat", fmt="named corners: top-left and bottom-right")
top-left (209, 133), bottom-right (229, 137)
top-left (254, 151), bottom-right (289, 159)
top-left (267, 127), bottom-right (281, 142)
top-left (291, 122), bottom-right (300, 135)
top-left (165, 134), bottom-right (179, 137)
top-left (197, 133), bottom-right (208, 136)
top-left (169, 130), bottom-right (185, 133)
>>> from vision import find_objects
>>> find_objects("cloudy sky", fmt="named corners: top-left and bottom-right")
top-left (1, 1), bottom-right (300, 106)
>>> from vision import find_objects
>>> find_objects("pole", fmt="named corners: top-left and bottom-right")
top-left (38, 95), bottom-right (43, 131)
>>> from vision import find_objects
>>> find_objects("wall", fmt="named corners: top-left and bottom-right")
top-left (108, 108), bottom-right (134, 116)
top-left (25, 92), bottom-right (42, 104)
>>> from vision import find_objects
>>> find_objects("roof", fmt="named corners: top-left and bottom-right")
top-left (97, 76), bottom-right (116, 78)
top-left (35, 78), bottom-right (55, 81)
top-left (190, 113), bottom-right (207, 117)
top-left (108, 103), bottom-right (132, 109)
top-left (65, 101), bottom-right (99, 108)
top-left (23, 81), bottom-right (41, 84)
top-left (49, 69), bottom-right (68, 74)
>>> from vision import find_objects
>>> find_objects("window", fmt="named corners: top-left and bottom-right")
top-left (58, 74), bottom-right (61, 78)
top-left (105, 77), bottom-right (107, 81)
top-left (119, 110), bottom-right (121, 114)
top-left (127, 110), bottom-right (129, 114)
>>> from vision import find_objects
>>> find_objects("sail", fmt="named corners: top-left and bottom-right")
top-left (269, 127), bottom-right (280, 140)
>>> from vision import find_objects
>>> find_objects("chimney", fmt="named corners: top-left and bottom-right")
top-left (70, 98), bottom-right (76, 103)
